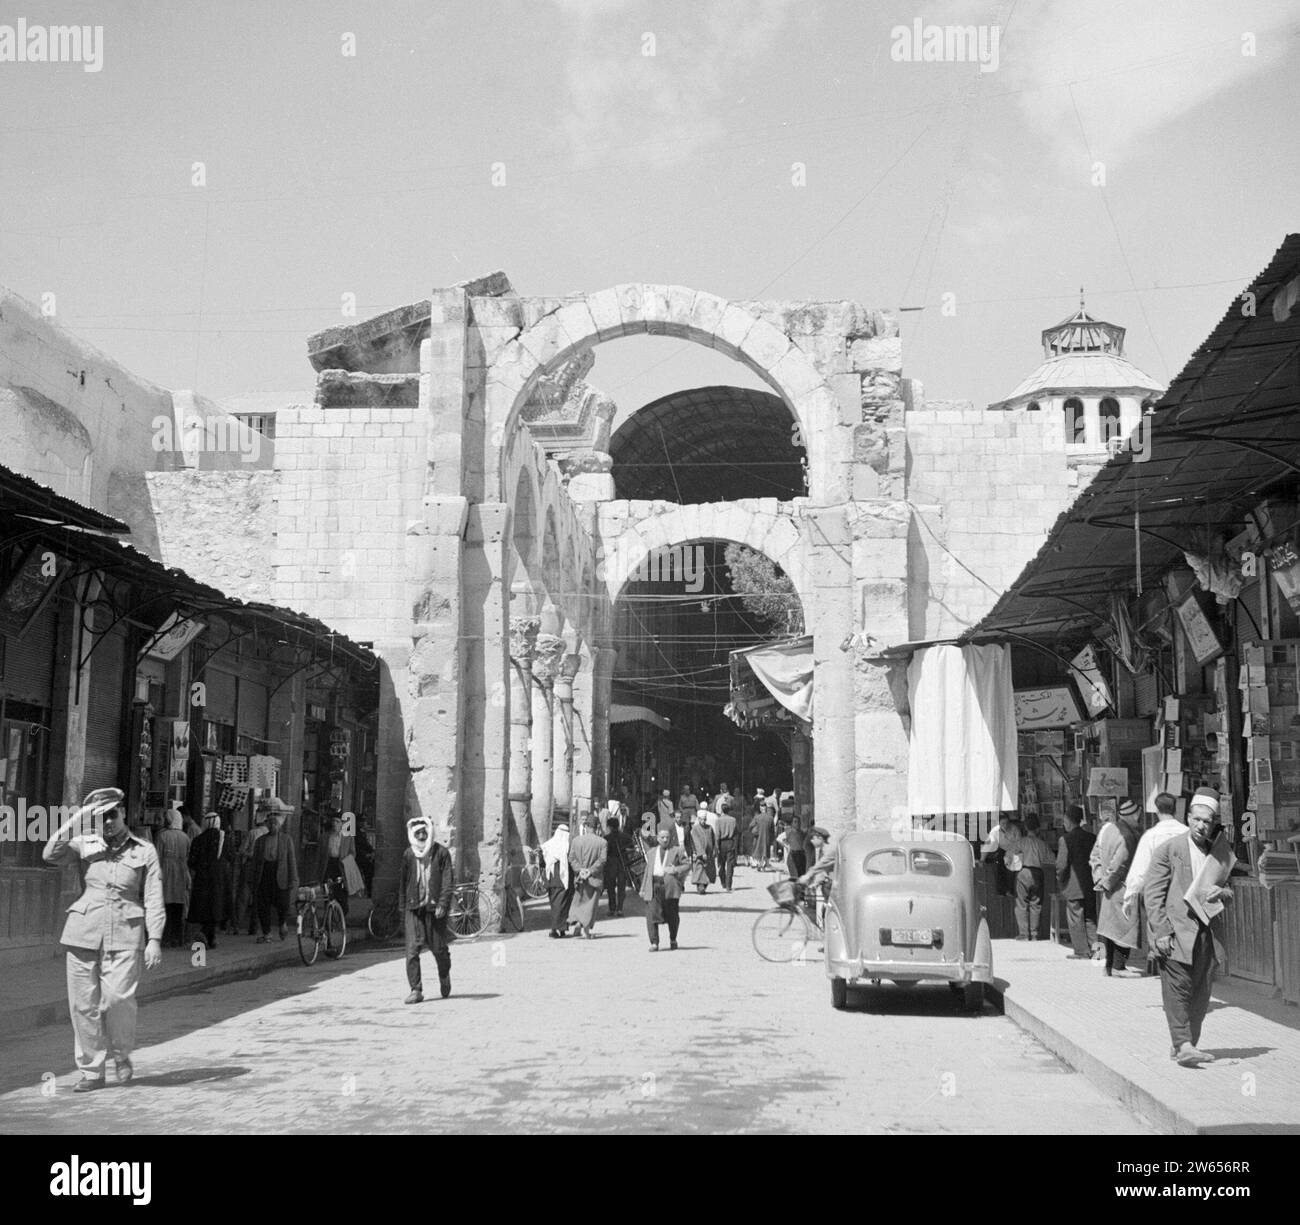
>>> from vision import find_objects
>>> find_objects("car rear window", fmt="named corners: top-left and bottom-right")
top-left (863, 848), bottom-right (907, 875)
top-left (910, 850), bottom-right (952, 876)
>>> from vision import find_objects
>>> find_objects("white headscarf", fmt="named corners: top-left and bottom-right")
top-left (203, 812), bottom-right (223, 858)
top-left (541, 824), bottom-right (571, 889)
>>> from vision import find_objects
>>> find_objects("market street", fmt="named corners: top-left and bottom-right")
top-left (0, 871), bottom-right (1152, 1135)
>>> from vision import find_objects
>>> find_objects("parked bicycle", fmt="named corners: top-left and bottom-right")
top-left (295, 881), bottom-right (347, 966)
top-left (752, 878), bottom-right (823, 963)
top-left (518, 845), bottom-right (548, 899)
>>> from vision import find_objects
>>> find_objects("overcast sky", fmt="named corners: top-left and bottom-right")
top-left (1, 0), bottom-right (1296, 416)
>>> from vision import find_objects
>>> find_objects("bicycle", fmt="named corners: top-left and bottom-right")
top-left (751, 878), bottom-right (823, 963)
top-left (295, 881), bottom-right (348, 966)
top-left (518, 846), bottom-right (548, 899)
top-left (448, 880), bottom-right (499, 941)
top-left (501, 865), bottom-right (526, 932)
top-left (366, 892), bottom-right (402, 943)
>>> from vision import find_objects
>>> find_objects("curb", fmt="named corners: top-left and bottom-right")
top-left (987, 982), bottom-right (1191, 1135)
top-left (0, 928), bottom-right (380, 1041)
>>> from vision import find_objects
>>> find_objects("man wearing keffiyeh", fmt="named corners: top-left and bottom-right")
top-left (400, 814), bottom-right (453, 1004)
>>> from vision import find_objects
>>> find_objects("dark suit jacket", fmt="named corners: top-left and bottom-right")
top-left (400, 844), bottom-right (454, 914)
top-left (639, 846), bottom-right (689, 901)
top-left (1056, 826), bottom-right (1096, 899)
top-left (1143, 833), bottom-right (1227, 966)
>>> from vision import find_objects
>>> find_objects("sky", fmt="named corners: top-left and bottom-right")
top-left (1, 0), bottom-right (1297, 417)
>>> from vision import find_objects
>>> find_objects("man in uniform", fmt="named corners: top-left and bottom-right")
top-left (43, 787), bottom-right (164, 1091)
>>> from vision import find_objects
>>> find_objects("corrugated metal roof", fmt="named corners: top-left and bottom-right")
top-left (0, 462), bottom-right (129, 533)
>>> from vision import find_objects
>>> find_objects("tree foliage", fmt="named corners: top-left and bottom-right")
top-left (723, 544), bottom-right (804, 636)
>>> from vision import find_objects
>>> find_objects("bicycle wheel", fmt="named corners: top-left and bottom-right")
top-left (520, 864), bottom-right (547, 900)
top-left (367, 901), bottom-right (397, 942)
top-left (325, 900), bottom-right (348, 959)
top-left (297, 905), bottom-right (321, 966)
top-left (503, 884), bottom-right (525, 932)
top-left (449, 885), bottom-right (486, 941)
top-left (752, 906), bottom-right (816, 963)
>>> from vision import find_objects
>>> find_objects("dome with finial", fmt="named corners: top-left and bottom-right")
top-left (990, 290), bottom-right (1163, 411)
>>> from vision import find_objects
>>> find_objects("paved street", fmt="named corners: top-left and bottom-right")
top-left (0, 868), bottom-right (1152, 1134)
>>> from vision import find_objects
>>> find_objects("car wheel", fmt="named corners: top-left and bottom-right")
top-left (830, 977), bottom-right (847, 1010)
top-left (963, 982), bottom-right (984, 1013)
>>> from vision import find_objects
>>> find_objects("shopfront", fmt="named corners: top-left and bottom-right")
top-left (967, 235), bottom-right (1300, 994)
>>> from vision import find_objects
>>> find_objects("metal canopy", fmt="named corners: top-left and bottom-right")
top-left (966, 234), bottom-right (1300, 644)
top-left (0, 463), bottom-right (129, 534)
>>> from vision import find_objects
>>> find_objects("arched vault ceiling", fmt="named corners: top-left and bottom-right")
top-left (609, 385), bottom-right (805, 503)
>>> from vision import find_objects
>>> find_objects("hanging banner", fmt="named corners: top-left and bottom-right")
top-left (1070, 644), bottom-right (1112, 717)
top-left (1175, 593), bottom-right (1224, 666)
top-left (169, 721), bottom-right (191, 786)
top-left (1014, 686), bottom-right (1082, 729)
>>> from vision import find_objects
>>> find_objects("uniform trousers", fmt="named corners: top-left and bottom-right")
top-left (717, 840), bottom-right (737, 889)
top-left (66, 947), bottom-right (142, 1076)
top-left (1065, 894), bottom-right (1098, 956)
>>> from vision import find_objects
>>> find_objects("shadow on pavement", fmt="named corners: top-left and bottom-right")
top-left (837, 982), bottom-right (991, 1018)
top-left (131, 1065), bottom-right (251, 1087)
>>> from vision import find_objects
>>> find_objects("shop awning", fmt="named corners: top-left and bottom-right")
top-left (609, 703), bottom-right (671, 731)
top-left (733, 635), bottom-right (814, 723)
top-left (0, 463), bottom-right (129, 534)
top-left (965, 234), bottom-right (1300, 644)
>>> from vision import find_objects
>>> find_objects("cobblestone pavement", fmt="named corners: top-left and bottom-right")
top-left (0, 869), bottom-right (1152, 1134)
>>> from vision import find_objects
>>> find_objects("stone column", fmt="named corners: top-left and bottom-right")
top-left (530, 634), bottom-right (565, 840)
top-left (570, 641), bottom-right (594, 816)
top-left (507, 616), bottom-right (539, 847)
top-left (552, 650), bottom-right (581, 824)
top-left (589, 645), bottom-right (617, 804)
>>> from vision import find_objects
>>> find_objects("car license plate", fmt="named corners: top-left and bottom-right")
top-left (891, 927), bottom-right (932, 946)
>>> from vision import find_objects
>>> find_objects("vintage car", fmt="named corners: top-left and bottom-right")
top-left (823, 828), bottom-right (993, 1011)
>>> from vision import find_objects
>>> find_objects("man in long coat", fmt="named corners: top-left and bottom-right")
top-left (713, 804), bottom-right (739, 892)
top-left (1145, 786), bottom-right (1234, 1066)
top-left (400, 814), bottom-right (453, 1003)
top-left (1092, 798), bottom-right (1141, 976)
top-left (687, 817), bottom-right (717, 894)
top-left (567, 815), bottom-right (608, 939)
top-left (751, 798), bottom-right (775, 873)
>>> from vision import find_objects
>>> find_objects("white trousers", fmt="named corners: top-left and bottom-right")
top-left (65, 947), bottom-right (142, 1076)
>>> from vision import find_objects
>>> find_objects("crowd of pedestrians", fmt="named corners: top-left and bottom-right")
top-left (981, 786), bottom-right (1236, 1068)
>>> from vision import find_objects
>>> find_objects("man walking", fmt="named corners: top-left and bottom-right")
top-left (604, 816), bottom-right (628, 917)
top-left (1094, 798), bottom-right (1142, 976)
top-left (567, 814), bottom-right (607, 939)
top-left (1056, 805), bottom-right (1097, 958)
top-left (713, 802), bottom-right (739, 891)
top-left (400, 815), bottom-right (453, 1003)
top-left (250, 810), bottom-right (299, 943)
top-left (656, 788), bottom-right (674, 826)
top-left (640, 827), bottom-right (689, 951)
top-left (1124, 791), bottom-right (1185, 930)
top-left (1145, 786), bottom-right (1234, 1066)
top-left (752, 796), bottom-right (775, 873)
top-left (679, 784), bottom-right (699, 823)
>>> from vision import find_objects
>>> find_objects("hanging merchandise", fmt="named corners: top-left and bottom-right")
top-left (1267, 542), bottom-right (1300, 617)
top-left (1184, 549), bottom-right (1245, 605)
top-left (169, 721), bottom-right (190, 786)
top-left (1070, 643), bottom-right (1112, 717)
top-left (218, 781), bottom-right (251, 811)
top-left (218, 755), bottom-right (249, 785)
top-left (248, 754), bottom-right (278, 789)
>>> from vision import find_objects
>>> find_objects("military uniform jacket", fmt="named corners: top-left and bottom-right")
top-left (45, 832), bottom-right (166, 952)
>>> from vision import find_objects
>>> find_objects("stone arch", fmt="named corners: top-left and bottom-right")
top-left (603, 503), bottom-right (808, 609)
top-left (488, 285), bottom-right (843, 504)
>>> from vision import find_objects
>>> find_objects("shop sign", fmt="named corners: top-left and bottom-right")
top-left (142, 613), bottom-right (206, 662)
top-left (1175, 593), bottom-right (1224, 666)
top-left (1014, 686), bottom-right (1082, 729)
top-left (1070, 644), bottom-right (1112, 717)
top-left (1267, 542), bottom-right (1300, 617)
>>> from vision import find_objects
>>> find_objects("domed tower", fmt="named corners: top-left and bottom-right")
top-left (989, 293), bottom-right (1164, 470)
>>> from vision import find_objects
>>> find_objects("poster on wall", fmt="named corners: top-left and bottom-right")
top-left (1267, 542), bottom-right (1300, 616)
top-left (1014, 686), bottom-right (1083, 729)
top-left (1175, 593), bottom-right (1224, 666)
top-left (1070, 644), bottom-right (1113, 716)
top-left (1086, 766), bottom-right (1129, 798)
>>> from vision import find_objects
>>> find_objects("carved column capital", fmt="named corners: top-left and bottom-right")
top-left (509, 616), bottom-right (540, 665)
top-left (531, 634), bottom-right (566, 687)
